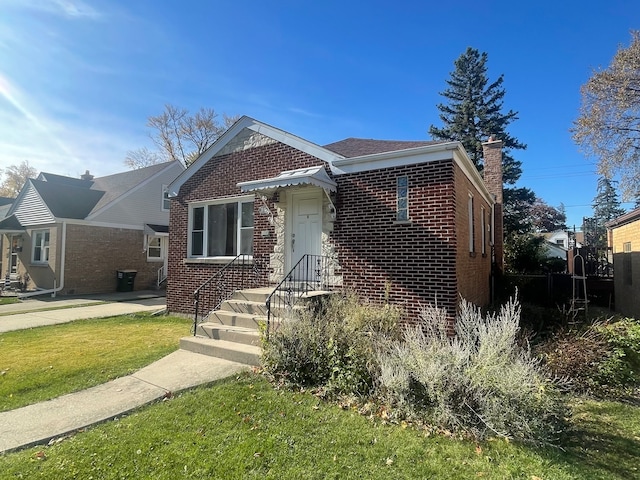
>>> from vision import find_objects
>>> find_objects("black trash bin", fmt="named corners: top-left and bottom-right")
top-left (116, 269), bottom-right (137, 292)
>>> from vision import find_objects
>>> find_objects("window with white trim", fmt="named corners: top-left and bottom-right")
top-left (189, 197), bottom-right (254, 257)
top-left (162, 185), bottom-right (170, 211)
top-left (147, 236), bottom-right (163, 261)
top-left (468, 194), bottom-right (475, 254)
top-left (32, 229), bottom-right (50, 264)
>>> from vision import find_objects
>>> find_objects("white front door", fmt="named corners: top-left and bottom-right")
top-left (288, 190), bottom-right (322, 278)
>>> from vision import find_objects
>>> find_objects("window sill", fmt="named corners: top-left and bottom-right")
top-left (393, 220), bottom-right (412, 225)
top-left (30, 262), bottom-right (49, 267)
top-left (183, 256), bottom-right (254, 265)
top-left (147, 258), bottom-right (164, 263)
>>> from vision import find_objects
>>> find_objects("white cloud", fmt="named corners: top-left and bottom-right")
top-left (2, 0), bottom-right (101, 19)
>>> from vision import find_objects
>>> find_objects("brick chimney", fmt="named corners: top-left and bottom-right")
top-left (482, 136), bottom-right (504, 274)
top-left (80, 170), bottom-right (94, 181)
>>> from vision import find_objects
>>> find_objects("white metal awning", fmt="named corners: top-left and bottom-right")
top-left (237, 166), bottom-right (337, 193)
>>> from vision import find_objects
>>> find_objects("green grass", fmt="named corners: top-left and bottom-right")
top-left (0, 313), bottom-right (191, 412)
top-left (0, 374), bottom-right (639, 479)
top-left (0, 297), bottom-right (20, 306)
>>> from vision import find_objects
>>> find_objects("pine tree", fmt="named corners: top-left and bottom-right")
top-left (584, 176), bottom-right (626, 248)
top-left (429, 47), bottom-right (526, 185)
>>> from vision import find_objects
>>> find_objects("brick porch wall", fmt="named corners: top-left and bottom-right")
top-left (332, 160), bottom-right (459, 322)
top-left (167, 141), bottom-right (326, 315)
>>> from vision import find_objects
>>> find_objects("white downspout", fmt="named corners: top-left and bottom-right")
top-left (19, 221), bottom-right (66, 299)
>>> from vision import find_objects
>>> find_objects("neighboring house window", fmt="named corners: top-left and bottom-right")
top-left (189, 198), bottom-right (254, 257)
top-left (396, 175), bottom-right (409, 221)
top-left (556, 239), bottom-right (565, 247)
top-left (32, 230), bottom-right (50, 264)
top-left (147, 237), bottom-right (163, 261)
top-left (162, 185), bottom-right (170, 211)
top-left (468, 194), bottom-right (475, 254)
top-left (623, 241), bottom-right (632, 285)
top-left (481, 206), bottom-right (486, 256)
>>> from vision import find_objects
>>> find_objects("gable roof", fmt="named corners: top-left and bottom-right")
top-left (6, 161), bottom-right (181, 225)
top-left (168, 116), bottom-right (495, 206)
top-left (89, 161), bottom-right (177, 214)
top-left (324, 138), bottom-right (441, 157)
top-left (31, 179), bottom-right (104, 219)
top-left (168, 116), bottom-right (345, 197)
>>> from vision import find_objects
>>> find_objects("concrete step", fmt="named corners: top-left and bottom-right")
top-left (231, 287), bottom-right (273, 303)
top-left (196, 323), bottom-right (261, 347)
top-left (208, 310), bottom-right (263, 330)
top-left (180, 337), bottom-right (261, 366)
top-left (221, 299), bottom-right (268, 316)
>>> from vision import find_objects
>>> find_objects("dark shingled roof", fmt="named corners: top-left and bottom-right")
top-left (31, 180), bottom-right (105, 219)
top-left (0, 197), bottom-right (14, 207)
top-left (38, 172), bottom-right (94, 188)
top-left (323, 138), bottom-right (442, 158)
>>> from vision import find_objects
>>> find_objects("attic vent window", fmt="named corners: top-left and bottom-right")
top-left (396, 175), bottom-right (409, 221)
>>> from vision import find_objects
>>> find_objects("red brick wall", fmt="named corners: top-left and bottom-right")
top-left (63, 224), bottom-right (160, 295)
top-left (167, 141), bottom-right (326, 314)
top-left (333, 160), bottom-right (459, 321)
top-left (453, 164), bottom-right (493, 307)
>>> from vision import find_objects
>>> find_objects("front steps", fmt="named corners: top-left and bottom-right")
top-left (180, 286), bottom-right (335, 367)
top-left (179, 287), bottom-right (272, 366)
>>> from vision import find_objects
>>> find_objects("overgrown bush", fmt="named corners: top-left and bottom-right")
top-left (537, 317), bottom-right (640, 397)
top-left (377, 297), bottom-right (567, 445)
top-left (261, 293), bottom-right (402, 397)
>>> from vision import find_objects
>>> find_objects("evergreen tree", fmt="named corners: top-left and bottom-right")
top-left (583, 176), bottom-right (626, 248)
top-left (429, 47), bottom-right (526, 185)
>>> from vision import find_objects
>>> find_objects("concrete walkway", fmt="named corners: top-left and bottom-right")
top-left (0, 295), bottom-right (166, 333)
top-left (0, 293), bottom-right (250, 454)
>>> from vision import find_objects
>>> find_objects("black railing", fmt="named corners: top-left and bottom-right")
top-left (265, 254), bottom-right (332, 338)
top-left (192, 254), bottom-right (265, 335)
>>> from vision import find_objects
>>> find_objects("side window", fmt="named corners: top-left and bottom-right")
top-left (162, 185), bottom-right (170, 211)
top-left (147, 237), bottom-right (163, 260)
top-left (32, 230), bottom-right (50, 264)
top-left (396, 175), bottom-right (409, 221)
top-left (481, 206), bottom-right (486, 255)
top-left (468, 194), bottom-right (475, 254)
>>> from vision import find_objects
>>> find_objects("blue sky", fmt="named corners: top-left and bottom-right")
top-left (1, 0), bottom-right (638, 227)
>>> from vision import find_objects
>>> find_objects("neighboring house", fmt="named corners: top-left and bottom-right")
top-left (166, 116), bottom-right (504, 323)
top-left (0, 197), bottom-right (15, 283)
top-left (0, 161), bottom-right (184, 296)
top-left (606, 208), bottom-right (640, 319)
top-left (542, 230), bottom-right (583, 250)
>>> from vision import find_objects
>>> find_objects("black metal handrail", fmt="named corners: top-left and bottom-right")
top-left (265, 254), bottom-right (332, 338)
top-left (192, 254), bottom-right (264, 335)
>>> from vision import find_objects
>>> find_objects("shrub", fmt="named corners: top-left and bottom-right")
top-left (537, 317), bottom-right (640, 397)
top-left (261, 293), bottom-right (402, 397)
top-left (377, 297), bottom-right (567, 445)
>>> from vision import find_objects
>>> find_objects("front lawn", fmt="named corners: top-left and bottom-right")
top-left (0, 297), bottom-right (20, 306)
top-left (0, 313), bottom-right (191, 412)
top-left (0, 374), bottom-right (638, 479)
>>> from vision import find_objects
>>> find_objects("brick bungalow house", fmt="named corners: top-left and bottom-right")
top-left (606, 208), bottom-right (640, 319)
top-left (0, 161), bottom-right (184, 296)
top-left (166, 116), bottom-right (503, 323)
